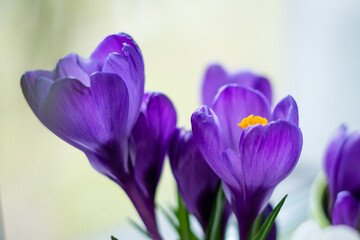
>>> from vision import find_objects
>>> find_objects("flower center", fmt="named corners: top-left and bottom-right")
top-left (238, 115), bottom-right (268, 129)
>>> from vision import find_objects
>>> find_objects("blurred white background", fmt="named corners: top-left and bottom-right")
top-left (0, 0), bottom-right (360, 239)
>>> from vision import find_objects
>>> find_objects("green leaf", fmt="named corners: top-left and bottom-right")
top-left (111, 236), bottom-right (118, 240)
top-left (128, 218), bottom-right (150, 238)
top-left (159, 190), bottom-right (198, 240)
top-left (250, 211), bottom-right (264, 239)
top-left (159, 204), bottom-right (181, 234)
top-left (205, 182), bottom-right (225, 240)
top-left (252, 195), bottom-right (288, 240)
top-left (176, 191), bottom-right (198, 240)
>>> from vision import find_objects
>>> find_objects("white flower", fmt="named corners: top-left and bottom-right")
top-left (291, 220), bottom-right (360, 240)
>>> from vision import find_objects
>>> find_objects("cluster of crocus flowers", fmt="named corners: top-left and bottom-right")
top-left (21, 33), bottom-right (177, 240)
top-left (324, 125), bottom-right (360, 229)
top-left (21, 33), bottom-right (303, 240)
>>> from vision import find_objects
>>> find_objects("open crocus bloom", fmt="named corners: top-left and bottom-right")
top-left (21, 33), bottom-right (177, 240)
top-left (191, 85), bottom-right (302, 239)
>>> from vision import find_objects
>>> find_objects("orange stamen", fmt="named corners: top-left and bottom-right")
top-left (238, 115), bottom-right (268, 129)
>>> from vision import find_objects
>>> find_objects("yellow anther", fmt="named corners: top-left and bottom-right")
top-left (238, 115), bottom-right (268, 129)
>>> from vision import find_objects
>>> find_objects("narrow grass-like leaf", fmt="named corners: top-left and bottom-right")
top-left (128, 218), bottom-right (150, 238)
top-left (176, 191), bottom-right (197, 240)
top-left (205, 182), bottom-right (225, 240)
top-left (250, 211), bottom-right (264, 239)
top-left (252, 195), bottom-right (288, 240)
top-left (159, 204), bottom-right (181, 234)
top-left (111, 236), bottom-right (118, 240)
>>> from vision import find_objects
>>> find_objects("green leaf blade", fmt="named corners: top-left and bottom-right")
top-left (128, 218), bottom-right (151, 238)
top-left (205, 182), bottom-right (225, 240)
top-left (159, 204), bottom-right (181, 234)
top-left (176, 191), bottom-right (198, 240)
top-left (250, 211), bottom-right (264, 239)
top-left (252, 194), bottom-right (288, 240)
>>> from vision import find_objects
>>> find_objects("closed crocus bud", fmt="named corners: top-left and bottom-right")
top-left (21, 33), bottom-right (177, 240)
top-left (192, 85), bottom-right (302, 240)
top-left (169, 128), bottom-right (222, 232)
top-left (324, 125), bottom-right (360, 217)
top-left (131, 92), bottom-right (177, 202)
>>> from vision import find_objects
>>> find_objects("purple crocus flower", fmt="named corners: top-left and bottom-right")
top-left (191, 85), bottom-right (302, 239)
top-left (167, 64), bottom-right (270, 235)
top-left (169, 128), bottom-right (230, 233)
top-left (324, 125), bottom-right (360, 229)
top-left (21, 33), bottom-right (177, 240)
top-left (201, 64), bottom-right (272, 107)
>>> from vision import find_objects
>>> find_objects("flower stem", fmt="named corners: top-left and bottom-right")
top-left (239, 226), bottom-right (250, 240)
top-left (205, 183), bottom-right (225, 240)
top-left (122, 179), bottom-right (162, 240)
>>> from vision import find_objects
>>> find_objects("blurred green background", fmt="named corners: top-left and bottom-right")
top-left (2, 0), bottom-right (360, 239)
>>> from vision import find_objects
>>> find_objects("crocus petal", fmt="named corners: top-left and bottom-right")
top-left (53, 53), bottom-right (101, 86)
top-left (222, 148), bottom-right (244, 190)
top-left (90, 72), bottom-right (130, 141)
top-left (272, 95), bottom-right (299, 126)
top-left (335, 131), bottom-right (360, 198)
top-left (21, 70), bottom-right (53, 84)
top-left (169, 128), bottom-right (219, 231)
top-left (212, 85), bottom-right (271, 151)
top-left (201, 64), bottom-right (272, 106)
top-left (325, 125), bottom-right (348, 180)
top-left (132, 93), bottom-right (177, 200)
top-left (21, 70), bottom-right (53, 117)
top-left (102, 43), bottom-right (144, 129)
top-left (239, 121), bottom-right (303, 189)
top-left (332, 191), bottom-right (360, 228)
top-left (90, 33), bottom-right (142, 66)
top-left (231, 71), bottom-right (272, 105)
top-left (201, 64), bottom-right (228, 106)
top-left (39, 78), bottom-right (101, 152)
top-left (324, 125), bottom-right (348, 207)
top-left (191, 106), bottom-right (237, 187)
top-left (39, 73), bottom-right (129, 155)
